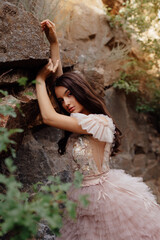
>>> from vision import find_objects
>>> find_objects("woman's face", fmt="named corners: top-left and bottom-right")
top-left (55, 86), bottom-right (89, 114)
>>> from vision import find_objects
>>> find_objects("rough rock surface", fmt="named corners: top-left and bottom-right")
top-left (36, 222), bottom-right (55, 240)
top-left (0, 1), bottom-right (49, 71)
top-left (54, 0), bottom-right (130, 87)
top-left (0, 0), bottom-right (50, 155)
top-left (59, 38), bottom-right (79, 69)
top-left (15, 126), bottom-right (72, 185)
top-left (83, 67), bottom-right (105, 96)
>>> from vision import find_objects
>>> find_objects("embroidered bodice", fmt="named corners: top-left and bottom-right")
top-left (66, 113), bottom-right (116, 178)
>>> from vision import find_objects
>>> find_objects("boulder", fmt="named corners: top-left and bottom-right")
top-left (0, 1), bottom-right (49, 71)
top-left (59, 38), bottom-right (79, 69)
top-left (143, 163), bottom-right (160, 182)
top-left (83, 67), bottom-right (105, 96)
top-left (15, 126), bottom-right (72, 185)
top-left (105, 87), bottom-right (134, 153)
top-left (133, 154), bottom-right (146, 168)
top-left (105, 88), bottom-right (160, 182)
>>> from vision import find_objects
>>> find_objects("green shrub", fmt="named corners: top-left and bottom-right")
top-left (0, 158), bottom-right (88, 240)
top-left (113, 72), bottom-right (139, 94)
top-left (105, 0), bottom-right (160, 116)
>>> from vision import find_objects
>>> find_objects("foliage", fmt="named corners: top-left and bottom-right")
top-left (105, 0), bottom-right (160, 116)
top-left (113, 61), bottom-right (160, 116)
top-left (0, 158), bottom-right (88, 240)
top-left (113, 72), bottom-right (139, 94)
top-left (0, 88), bottom-right (89, 239)
top-left (17, 77), bottom-right (28, 86)
top-left (0, 89), bottom-right (24, 157)
top-left (0, 128), bottom-right (23, 157)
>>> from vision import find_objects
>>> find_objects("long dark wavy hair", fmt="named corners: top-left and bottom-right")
top-left (52, 71), bottom-right (122, 156)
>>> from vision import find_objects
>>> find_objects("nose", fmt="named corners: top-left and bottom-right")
top-left (63, 97), bottom-right (70, 107)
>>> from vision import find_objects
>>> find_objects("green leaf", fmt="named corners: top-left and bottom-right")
top-left (73, 171), bottom-right (83, 188)
top-left (0, 90), bottom-right (8, 96)
top-left (5, 158), bottom-right (17, 173)
top-left (31, 80), bottom-right (37, 84)
top-left (0, 105), bottom-right (17, 117)
top-left (59, 182), bottom-right (72, 192)
top-left (0, 174), bottom-right (7, 184)
top-left (17, 77), bottom-right (28, 86)
top-left (66, 201), bottom-right (77, 219)
top-left (79, 194), bottom-right (89, 207)
top-left (9, 128), bottom-right (23, 134)
top-left (24, 92), bottom-right (33, 96)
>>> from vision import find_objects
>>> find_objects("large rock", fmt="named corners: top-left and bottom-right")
top-left (0, 1), bottom-right (49, 71)
top-left (58, 1), bottom-right (130, 86)
top-left (83, 67), bottom-right (105, 96)
top-left (67, 3), bottom-right (112, 56)
top-left (15, 126), bottom-right (72, 185)
top-left (105, 87), bottom-right (133, 153)
top-left (59, 38), bottom-right (79, 69)
top-left (105, 87), bottom-right (160, 182)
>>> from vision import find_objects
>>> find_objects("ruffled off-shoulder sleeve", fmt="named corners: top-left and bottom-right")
top-left (71, 113), bottom-right (115, 143)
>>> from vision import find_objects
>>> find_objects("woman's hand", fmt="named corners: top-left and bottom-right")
top-left (41, 19), bottom-right (63, 78)
top-left (41, 19), bottom-right (58, 45)
top-left (36, 59), bottom-right (59, 81)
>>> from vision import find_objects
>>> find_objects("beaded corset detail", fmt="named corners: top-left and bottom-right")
top-left (66, 113), bottom-right (116, 177)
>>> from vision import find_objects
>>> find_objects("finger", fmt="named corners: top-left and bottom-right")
top-left (41, 20), bottom-right (49, 29)
top-left (40, 22), bottom-right (47, 31)
top-left (41, 19), bottom-right (56, 30)
top-left (41, 26), bottom-right (45, 32)
top-left (46, 21), bottom-right (54, 29)
top-left (41, 19), bottom-right (49, 24)
top-left (42, 19), bottom-right (55, 26)
top-left (47, 20), bottom-right (56, 28)
top-left (52, 60), bottom-right (59, 73)
top-left (48, 58), bottom-right (52, 65)
top-left (44, 59), bottom-right (52, 69)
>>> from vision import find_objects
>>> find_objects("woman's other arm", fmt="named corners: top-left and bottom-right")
top-left (41, 20), bottom-right (63, 78)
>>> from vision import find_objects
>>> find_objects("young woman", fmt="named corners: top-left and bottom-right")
top-left (36, 20), bottom-right (160, 240)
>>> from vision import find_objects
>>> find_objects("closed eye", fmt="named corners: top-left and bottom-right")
top-left (57, 98), bottom-right (64, 104)
top-left (67, 91), bottom-right (72, 96)
top-left (57, 89), bottom-right (72, 104)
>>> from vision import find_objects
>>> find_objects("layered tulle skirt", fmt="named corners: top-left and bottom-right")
top-left (56, 169), bottom-right (160, 240)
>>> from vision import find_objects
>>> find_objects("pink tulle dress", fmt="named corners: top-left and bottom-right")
top-left (57, 113), bottom-right (160, 240)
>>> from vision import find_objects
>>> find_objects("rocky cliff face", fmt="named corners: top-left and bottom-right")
top-left (0, 0), bottom-right (160, 200)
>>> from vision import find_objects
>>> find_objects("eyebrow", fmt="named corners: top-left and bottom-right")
top-left (57, 89), bottom-right (69, 100)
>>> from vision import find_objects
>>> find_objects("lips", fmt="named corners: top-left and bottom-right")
top-left (68, 107), bottom-right (75, 113)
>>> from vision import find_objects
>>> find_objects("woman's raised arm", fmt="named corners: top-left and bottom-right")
top-left (41, 20), bottom-right (63, 78)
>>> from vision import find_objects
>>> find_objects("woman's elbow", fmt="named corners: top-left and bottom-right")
top-left (41, 113), bottom-right (60, 127)
top-left (42, 116), bottom-right (56, 126)
top-left (42, 116), bottom-right (50, 125)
